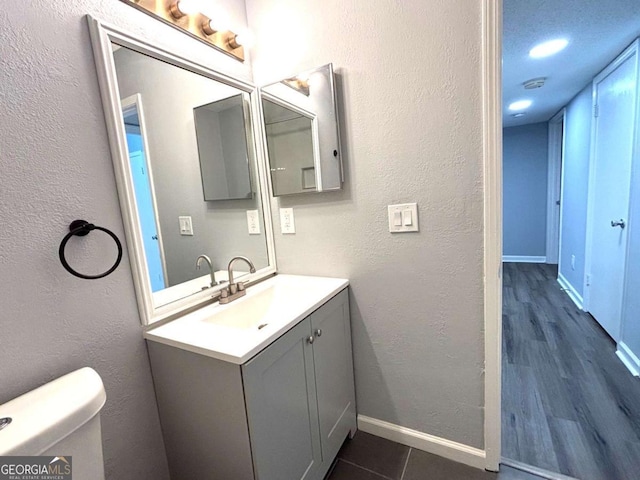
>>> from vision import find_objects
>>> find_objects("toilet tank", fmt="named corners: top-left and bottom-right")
top-left (0, 367), bottom-right (107, 480)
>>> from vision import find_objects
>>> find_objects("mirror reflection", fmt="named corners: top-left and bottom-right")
top-left (262, 98), bottom-right (317, 194)
top-left (193, 94), bottom-right (254, 201)
top-left (260, 63), bottom-right (343, 196)
top-left (111, 44), bottom-right (269, 304)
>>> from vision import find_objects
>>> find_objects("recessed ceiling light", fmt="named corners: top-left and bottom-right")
top-left (508, 100), bottom-right (532, 111)
top-left (530, 39), bottom-right (569, 58)
top-left (511, 113), bottom-right (526, 118)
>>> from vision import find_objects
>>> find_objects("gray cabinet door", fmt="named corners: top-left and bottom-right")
top-left (310, 289), bottom-right (357, 464)
top-left (243, 318), bottom-right (322, 480)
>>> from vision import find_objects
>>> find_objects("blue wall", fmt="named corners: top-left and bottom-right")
top-left (503, 122), bottom-right (549, 257)
top-left (558, 85), bottom-right (592, 299)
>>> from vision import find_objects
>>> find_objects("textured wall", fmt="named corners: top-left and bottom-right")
top-left (558, 85), bottom-right (592, 297)
top-left (246, 0), bottom-right (485, 448)
top-left (0, 1), bottom-right (250, 479)
top-left (502, 123), bottom-right (549, 257)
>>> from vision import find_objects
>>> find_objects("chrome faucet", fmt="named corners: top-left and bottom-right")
top-left (195, 254), bottom-right (217, 288)
top-left (219, 256), bottom-right (256, 304)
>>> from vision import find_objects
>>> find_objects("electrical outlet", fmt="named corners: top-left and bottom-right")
top-left (247, 210), bottom-right (260, 235)
top-left (280, 208), bottom-right (295, 234)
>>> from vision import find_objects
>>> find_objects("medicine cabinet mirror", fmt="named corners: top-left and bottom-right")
top-left (88, 16), bottom-right (276, 326)
top-left (260, 64), bottom-right (343, 196)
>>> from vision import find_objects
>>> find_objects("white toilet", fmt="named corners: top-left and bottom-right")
top-left (0, 367), bottom-right (107, 480)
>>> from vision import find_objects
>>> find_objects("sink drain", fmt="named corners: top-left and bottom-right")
top-left (0, 418), bottom-right (12, 431)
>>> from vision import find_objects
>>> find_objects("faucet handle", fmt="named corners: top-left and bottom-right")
top-left (220, 288), bottom-right (229, 298)
top-left (237, 282), bottom-right (245, 292)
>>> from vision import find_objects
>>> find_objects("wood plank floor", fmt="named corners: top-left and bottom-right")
top-left (502, 263), bottom-right (640, 480)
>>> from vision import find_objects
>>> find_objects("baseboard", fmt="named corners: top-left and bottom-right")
top-left (357, 415), bottom-right (486, 470)
top-left (502, 256), bottom-right (546, 263)
top-left (501, 458), bottom-right (579, 480)
top-left (557, 273), bottom-right (584, 310)
top-left (616, 342), bottom-right (640, 377)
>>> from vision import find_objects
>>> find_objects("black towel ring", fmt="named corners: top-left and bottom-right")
top-left (59, 220), bottom-right (123, 280)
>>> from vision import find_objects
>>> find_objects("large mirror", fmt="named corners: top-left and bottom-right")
top-left (260, 64), bottom-right (343, 196)
top-left (88, 17), bottom-right (275, 325)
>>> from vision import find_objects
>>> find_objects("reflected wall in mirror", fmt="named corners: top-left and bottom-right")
top-left (260, 63), bottom-right (343, 196)
top-left (193, 94), bottom-right (254, 201)
top-left (111, 44), bottom-right (270, 307)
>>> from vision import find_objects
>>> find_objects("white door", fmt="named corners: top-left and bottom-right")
top-left (586, 43), bottom-right (637, 341)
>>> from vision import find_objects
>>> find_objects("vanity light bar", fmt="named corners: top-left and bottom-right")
top-left (121, 0), bottom-right (245, 62)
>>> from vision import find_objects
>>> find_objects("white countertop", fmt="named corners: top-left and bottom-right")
top-left (144, 274), bottom-right (349, 364)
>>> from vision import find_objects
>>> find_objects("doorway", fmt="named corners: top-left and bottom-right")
top-left (497, 1), bottom-right (640, 478)
top-left (121, 94), bottom-right (168, 292)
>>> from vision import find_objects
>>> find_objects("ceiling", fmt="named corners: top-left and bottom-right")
top-left (503, 0), bottom-right (640, 128)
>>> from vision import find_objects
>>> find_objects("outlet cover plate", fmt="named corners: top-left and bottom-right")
top-left (280, 208), bottom-right (295, 234)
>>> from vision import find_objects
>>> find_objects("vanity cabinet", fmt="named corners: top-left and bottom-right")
top-left (147, 288), bottom-right (356, 480)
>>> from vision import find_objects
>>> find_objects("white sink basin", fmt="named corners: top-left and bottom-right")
top-left (202, 287), bottom-right (276, 330)
top-left (144, 274), bottom-right (349, 364)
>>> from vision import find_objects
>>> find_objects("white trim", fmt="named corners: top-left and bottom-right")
top-left (616, 342), bottom-right (640, 376)
top-left (557, 273), bottom-right (584, 310)
top-left (583, 40), bottom-right (639, 311)
top-left (502, 256), bottom-right (546, 263)
top-left (502, 458), bottom-right (580, 480)
top-left (357, 415), bottom-right (486, 471)
top-left (546, 110), bottom-right (565, 265)
top-left (482, 0), bottom-right (502, 472)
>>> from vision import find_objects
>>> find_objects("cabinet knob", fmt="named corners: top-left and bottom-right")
top-left (307, 336), bottom-right (315, 344)
top-left (315, 329), bottom-right (322, 337)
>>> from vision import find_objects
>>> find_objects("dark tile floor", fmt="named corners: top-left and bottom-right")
top-left (326, 432), bottom-right (544, 480)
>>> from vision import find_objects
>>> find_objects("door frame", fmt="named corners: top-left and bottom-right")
top-left (547, 110), bottom-right (566, 265)
top-left (482, 0), bottom-right (502, 472)
top-left (583, 40), bottom-right (639, 312)
top-left (121, 93), bottom-right (169, 288)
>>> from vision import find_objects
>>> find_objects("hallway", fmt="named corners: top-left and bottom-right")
top-left (502, 263), bottom-right (640, 479)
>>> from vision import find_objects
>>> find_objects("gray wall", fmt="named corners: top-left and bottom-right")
top-left (113, 48), bottom-right (268, 285)
top-left (0, 1), bottom-right (250, 479)
top-left (558, 85), bottom-right (592, 297)
top-left (502, 123), bottom-right (549, 257)
top-left (247, 0), bottom-right (486, 448)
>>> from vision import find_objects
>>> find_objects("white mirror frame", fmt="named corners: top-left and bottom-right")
top-left (87, 15), bottom-right (277, 326)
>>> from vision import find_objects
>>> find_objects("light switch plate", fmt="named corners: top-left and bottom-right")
top-left (178, 216), bottom-right (194, 236)
top-left (247, 210), bottom-right (261, 235)
top-left (388, 203), bottom-right (419, 233)
top-left (280, 208), bottom-right (295, 234)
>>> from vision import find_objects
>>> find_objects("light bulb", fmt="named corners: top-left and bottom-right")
top-left (233, 30), bottom-right (255, 49)
top-left (170, 0), bottom-right (199, 18)
top-left (201, 12), bottom-right (230, 35)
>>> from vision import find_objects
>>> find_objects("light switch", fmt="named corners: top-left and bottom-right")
top-left (178, 216), bottom-right (193, 236)
top-left (388, 203), bottom-right (419, 233)
top-left (247, 210), bottom-right (260, 235)
top-left (280, 208), bottom-right (296, 234)
top-left (403, 209), bottom-right (413, 226)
